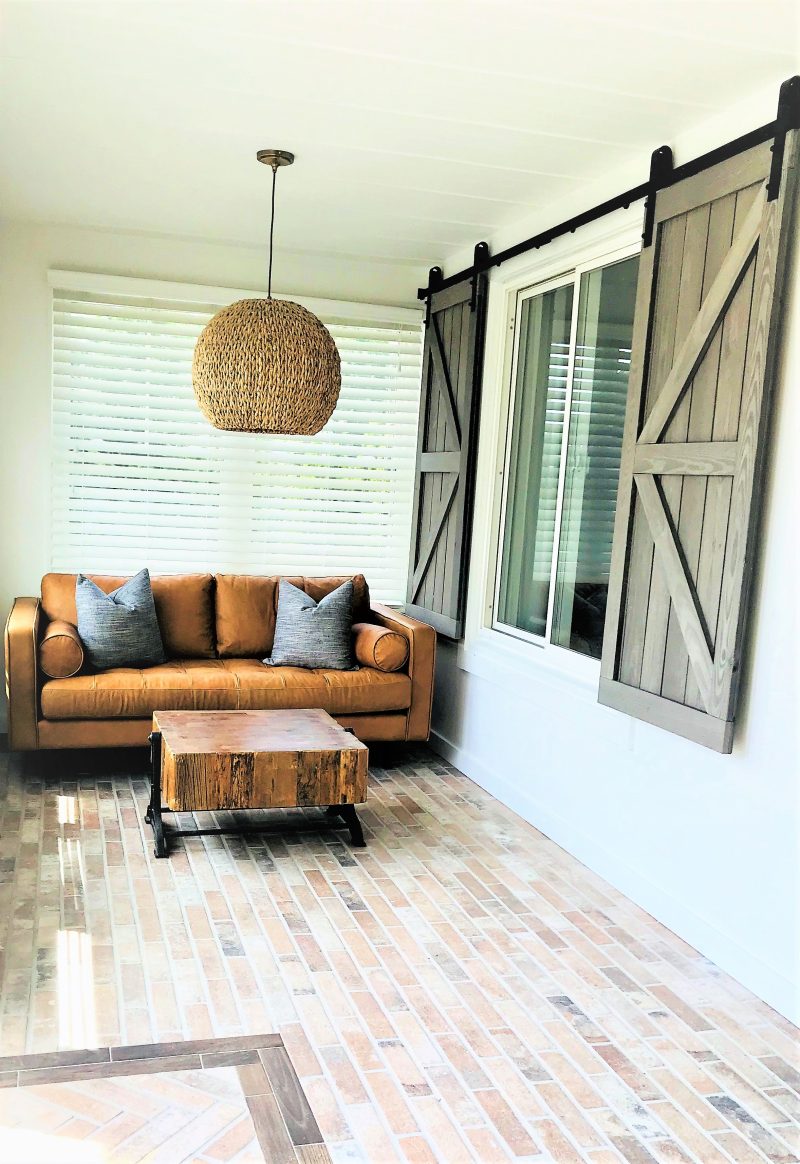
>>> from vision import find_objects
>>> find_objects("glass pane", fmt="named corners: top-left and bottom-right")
top-left (497, 282), bottom-right (574, 636)
top-left (551, 255), bottom-right (639, 658)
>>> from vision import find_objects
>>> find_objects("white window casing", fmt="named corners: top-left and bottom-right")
top-left (459, 214), bottom-right (643, 689)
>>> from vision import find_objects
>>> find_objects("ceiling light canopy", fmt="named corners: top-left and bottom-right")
top-left (192, 150), bottom-right (341, 435)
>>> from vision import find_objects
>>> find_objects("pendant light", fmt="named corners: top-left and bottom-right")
top-left (192, 150), bottom-right (341, 434)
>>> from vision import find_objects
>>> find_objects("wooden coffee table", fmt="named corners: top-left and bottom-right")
top-left (146, 709), bottom-right (369, 857)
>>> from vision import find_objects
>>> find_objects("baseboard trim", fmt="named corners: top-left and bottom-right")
top-left (429, 727), bottom-right (799, 1025)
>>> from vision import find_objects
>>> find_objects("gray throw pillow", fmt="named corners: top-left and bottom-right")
top-left (75, 569), bottom-right (167, 670)
top-left (265, 579), bottom-right (355, 669)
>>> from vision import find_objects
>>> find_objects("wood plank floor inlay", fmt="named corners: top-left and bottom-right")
top-left (0, 1033), bottom-right (326, 1162)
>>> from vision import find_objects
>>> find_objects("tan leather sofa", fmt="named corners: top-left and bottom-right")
top-left (4, 572), bottom-right (436, 751)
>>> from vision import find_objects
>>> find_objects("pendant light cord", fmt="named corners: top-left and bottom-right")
top-left (267, 163), bottom-right (277, 299)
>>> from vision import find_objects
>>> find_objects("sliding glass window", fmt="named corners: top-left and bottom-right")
top-left (495, 252), bottom-right (639, 659)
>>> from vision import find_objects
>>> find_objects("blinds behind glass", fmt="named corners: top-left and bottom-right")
top-left (556, 338), bottom-right (632, 583)
top-left (51, 287), bottom-right (423, 603)
top-left (533, 340), bottom-right (570, 580)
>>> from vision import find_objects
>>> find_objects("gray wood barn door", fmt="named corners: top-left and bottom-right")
top-left (599, 132), bottom-right (798, 752)
top-left (406, 275), bottom-right (488, 639)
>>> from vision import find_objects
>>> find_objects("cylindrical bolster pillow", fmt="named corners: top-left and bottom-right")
top-left (352, 622), bottom-right (410, 672)
top-left (39, 619), bottom-right (84, 679)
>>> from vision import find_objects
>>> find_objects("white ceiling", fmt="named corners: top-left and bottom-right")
top-left (1, 0), bottom-right (797, 276)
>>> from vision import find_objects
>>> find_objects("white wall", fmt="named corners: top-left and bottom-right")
top-left (431, 78), bottom-right (800, 1024)
top-left (0, 220), bottom-right (423, 730)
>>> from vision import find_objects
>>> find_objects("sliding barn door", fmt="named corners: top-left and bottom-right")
top-left (600, 132), bottom-right (798, 752)
top-left (406, 276), bottom-right (488, 638)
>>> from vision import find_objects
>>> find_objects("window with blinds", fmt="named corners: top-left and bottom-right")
top-left (50, 278), bottom-right (423, 604)
top-left (495, 253), bottom-right (639, 659)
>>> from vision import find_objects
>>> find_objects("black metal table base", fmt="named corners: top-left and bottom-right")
top-left (324, 803), bottom-right (366, 847)
top-left (146, 731), bottom-right (366, 858)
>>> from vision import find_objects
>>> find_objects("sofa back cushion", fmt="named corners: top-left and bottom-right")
top-left (215, 574), bottom-right (370, 658)
top-left (41, 573), bottom-right (216, 659)
top-left (266, 579), bottom-right (356, 670)
top-left (75, 569), bottom-right (167, 670)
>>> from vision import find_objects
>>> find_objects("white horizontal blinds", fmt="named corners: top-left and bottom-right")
top-left (555, 338), bottom-right (632, 582)
top-left (51, 289), bottom-right (423, 602)
top-left (246, 317), bottom-right (421, 577)
top-left (536, 337), bottom-right (571, 576)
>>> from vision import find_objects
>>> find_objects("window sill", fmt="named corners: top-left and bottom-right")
top-left (455, 627), bottom-right (601, 704)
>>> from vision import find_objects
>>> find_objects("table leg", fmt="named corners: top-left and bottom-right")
top-left (147, 731), bottom-right (168, 858)
top-left (328, 804), bottom-right (366, 848)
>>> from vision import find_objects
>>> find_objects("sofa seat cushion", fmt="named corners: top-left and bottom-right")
top-left (41, 658), bottom-right (411, 720)
top-left (230, 659), bottom-right (409, 714)
top-left (41, 660), bottom-right (239, 720)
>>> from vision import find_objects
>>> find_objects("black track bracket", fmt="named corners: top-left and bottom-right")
top-left (767, 75), bottom-right (800, 202)
top-left (470, 242), bottom-right (490, 310)
top-left (642, 145), bottom-right (674, 248)
top-left (424, 266), bottom-right (443, 327)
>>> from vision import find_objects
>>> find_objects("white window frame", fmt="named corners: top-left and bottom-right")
top-left (458, 213), bottom-right (643, 692)
top-left (491, 243), bottom-right (641, 654)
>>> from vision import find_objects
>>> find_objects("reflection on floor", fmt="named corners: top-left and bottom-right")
top-left (0, 744), bottom-right (798, 1163)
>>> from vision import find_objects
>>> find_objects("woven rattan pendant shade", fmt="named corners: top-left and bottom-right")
top-left (192, 149), bottom-right (342, 434)
top-left (192, 298), bottom-right (341, 434)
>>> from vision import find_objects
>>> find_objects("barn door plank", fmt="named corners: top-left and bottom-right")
top-left (633, 442), bottom-right (738, 475)
top-left (661, 191), bottom-right (736, 705)
top-left (444, 299), bottom-right (474, 627)
top-left (600, 131), bottom-right (798, 751)
top-left (430, 312), bottom-right (462, 445)
top-left (632, 473), bottom-right (715, 709)
top-left (406, 275), bottom-right (488, 639)
top-left (638, 203), bottom-right (708, 697)
top-left (411, 474), bottom-right (459, 595)
top-left (684, 180), bottom-right (762, 708)
top-left (617, 216), bottom-right (684, 689)
top-left (711, 162), bottom-right (793, 719)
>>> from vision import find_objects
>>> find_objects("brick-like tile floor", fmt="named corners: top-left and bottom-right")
top-left (0, 745), bottom-right (798, 1163)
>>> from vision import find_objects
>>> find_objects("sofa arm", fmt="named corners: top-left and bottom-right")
top-left (4, 597), bottom-right (41, 751)
top-left (370, 603), bottom-right (436, 741)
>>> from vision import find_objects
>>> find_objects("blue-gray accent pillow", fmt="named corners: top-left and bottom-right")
top-left (264, 579), bottom-right (355, 669)
top-left (75, 569), bottom-right (167, 670)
